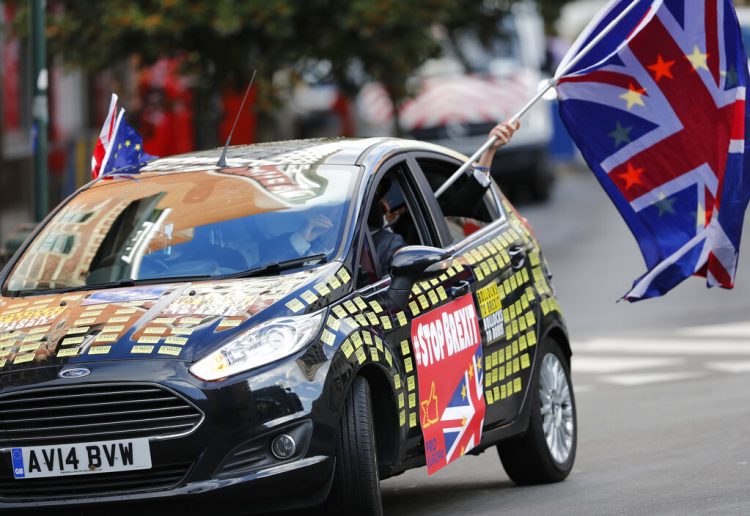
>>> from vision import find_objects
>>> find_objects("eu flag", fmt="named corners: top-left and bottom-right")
top-left (101, 113), bottom-right (156, 176)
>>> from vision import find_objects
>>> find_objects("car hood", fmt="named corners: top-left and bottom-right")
top-left (0, 264), bottom-right (335, 373)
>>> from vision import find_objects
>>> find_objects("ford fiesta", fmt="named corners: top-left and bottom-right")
top-left (0, 138), bottom-right (576, 514)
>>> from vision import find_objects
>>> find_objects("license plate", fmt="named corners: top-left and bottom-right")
top-left (10, 438), bottom-right (151, 479)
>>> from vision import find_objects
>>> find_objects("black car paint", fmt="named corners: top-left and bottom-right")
top-left (0, 138), bottom-right (570, 511)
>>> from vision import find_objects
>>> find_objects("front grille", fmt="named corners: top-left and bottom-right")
top-left (0, 383), bottom-right (203, 446)
top-left (0, 461), bottom-right (192, 501)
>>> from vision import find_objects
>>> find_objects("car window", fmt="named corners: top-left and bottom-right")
top-left (363, 163), bottom-right (435, 279)
top-left (416, 157), bottom-right (502, 243)
top-left (5, 165), bottom-right (359, 295)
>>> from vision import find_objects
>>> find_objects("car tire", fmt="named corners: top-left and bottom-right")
top-left (326, 376), bottom-right (383, 515)
top-left (497, 338), bottom-right (576, 484)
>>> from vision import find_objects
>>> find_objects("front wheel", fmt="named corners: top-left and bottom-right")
top-left (497, 339), bottom-right (577, 484)
top-left (326, 376), bottom-right (383, 515)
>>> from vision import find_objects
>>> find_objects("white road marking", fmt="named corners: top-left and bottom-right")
top-left (600, 371), bottom-right (706, 386)
top-left (573, 338), bottom-right (750, 355)
top-left (572, 356), bottom-right (684, 374)
top-left (704, 361), bottom-right (750, 373)
top-left (677, 321), bottom-right (750, 338)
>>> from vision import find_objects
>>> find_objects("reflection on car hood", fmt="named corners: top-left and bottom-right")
top-left (0, 265), bottom-right (334, 372)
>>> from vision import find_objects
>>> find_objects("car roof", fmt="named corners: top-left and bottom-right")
top-left (137, 137), bottom-right (467, 177)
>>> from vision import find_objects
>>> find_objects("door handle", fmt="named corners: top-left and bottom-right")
top-left (509, 246), bottom-right (526, 270)
top-left (450, 280), bottom-right (470, 299)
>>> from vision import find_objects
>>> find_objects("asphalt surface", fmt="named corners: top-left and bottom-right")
top-left (379, 165), bottom-right (750, 515)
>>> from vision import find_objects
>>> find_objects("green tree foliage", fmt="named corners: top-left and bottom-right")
top-left (20, 0), bottom-right (574, 109)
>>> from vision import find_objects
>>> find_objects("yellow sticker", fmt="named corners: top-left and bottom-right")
top-left (326, 315), bottom-right (341, 331)
top-left (158, 345), bottom-right (182, 356)
top-left (180, 317), bottom-right (203, 325)
top-left (218, 319), bottom-right (242, 328)
top-left (411, 283), bottom-right (422, 295)
top-left (172, 327), bottom-right (193, 335)
top-left (102, 325), bottom-right (124, 333)
top-left (394, 373), bottom-right (402, 389)
top-left (409, 301), bottom-right (420, 316)
top-left (115, 308), bottom-right (137, 315)
top-left (13, 353), bottom-right (34, 364)
top-left (144, 327), bottom-right (167, 335)
top-left (328, 276), bottom-right (342, 290)
top-left (408, 392), bottom-right (416, 408)
top-left (18, 343), bottom-right (41, 353)
top-left (513, 377), bottom-right (522, 393)
top-left (27, 325), bottom-right (51, 335)
top-left (437, 286), bottom-right (447, 301)
top-left (74, 318), bottom-right (96, 326)
top-left (404, 356), bottom-right (413, 373)
top-left (476, 282), bottom-right (502, 318)
top-left (354, 297), bottom-right (368, 310)
top-left (369, 300), bottom-right (384, 314)
top-left (321, 329), bottom-right (336, 346)
top-left (314, 282), bottom-right (331, 296)
top-left (131, 345), bottom-right (154, 354)
top-left (81, 310), bottom-right (103, 317)
top-left (400, 340), bottom-right (410, 356)
top-left (165, 336), bottom-right (188, 345)
top-left (0, 332), bottom-right (17, 341)
top-left (400, 410), bottom-right (406, 427)
top-left (344, 300), bottom-right (358, 314)
top-left (95, 333), bottom-right (118, 343)
top-left (428, 290), bottom-right (439, 305)
top-left (521, 353), bottom-right (530, 369)
top-left (409, 412), bottom-right (417, 428)
top-left (57, 347), bottom-right (79, 357)
top-left (363, 332), bottom-right (373, 345)
top-left (407, 375), bottom-right (416, 391)
top-left (332, 305), bottom-right (347, 319)
top-left (513, 357), bottom-right (520, 373)
top-left (285, 298), bottom-right (305, 313)
top-left (366, 312), bottom-right (379, 326)
top-left (418, 295), bottom-right (429, 309)
top-left (398, 392), bottom-right (405, 409)
top-left (22, 334), bottom-right (44, 343)
top-left (519, 334), bottom-right (528, 350)
top-left (300, 290), bottom-right (318, 305)
top-left (527, 331), bottom-right (537, 346)
top-left (342, 340), bottom-right (354, 358)
top-left (397, 311), bottom-right (408, 327)
top-left (356, 347), bottom-right (367, 365)
top-left (352, 333), bottom-right (363, 348)
top-left (138, 336), bottom-right (160, 344)
top-left (370, 347), bottom-right (379, 361)
top-left (152, 317), bottom-right (176, 324)
top-left (337, 268), bottom-right (351, 284)
top-left (62, 336), bottom-right (85, 346)
top-left (380, 316), bottom-right (392, 330)
top-left (384, 348), bottom-right (393, 366)
top-left (475, 266), bottom-right (485, 281)
top-left (0, 340), bottom-right (14, 349)
top-left (108, 316), bottom-right (131, 324)
top-left (355, 314), bottom-right (368, 327)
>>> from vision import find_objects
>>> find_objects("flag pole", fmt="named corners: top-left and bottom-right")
top-left (434, 0), bottom-right (643, 198)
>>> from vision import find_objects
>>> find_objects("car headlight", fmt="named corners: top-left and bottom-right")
top-left (190, 311), bottom-right (325, 382)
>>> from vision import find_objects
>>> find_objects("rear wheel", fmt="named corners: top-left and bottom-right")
top-left (497, 339), bottom-right (576, 484)
top-left (326, 376), bottom-right (383, 515)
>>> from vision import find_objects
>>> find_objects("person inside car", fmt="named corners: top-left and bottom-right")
top-left (370, 120), bottom-right (521, 274)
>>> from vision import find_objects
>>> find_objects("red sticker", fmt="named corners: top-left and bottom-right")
top-left (411, 294), bottom-right (485, 474)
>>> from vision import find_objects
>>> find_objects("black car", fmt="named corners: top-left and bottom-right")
top-left (0, 138), bottom-right (575, 514)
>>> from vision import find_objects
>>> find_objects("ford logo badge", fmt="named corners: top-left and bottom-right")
top-left (59, 368), bottom-right (91, 379)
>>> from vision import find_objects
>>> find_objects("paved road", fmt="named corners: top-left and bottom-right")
top-left (380, 168), bottom-right (750, 515)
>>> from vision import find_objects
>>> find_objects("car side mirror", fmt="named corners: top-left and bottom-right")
top-left (388, 246), bottom-right (453, 307)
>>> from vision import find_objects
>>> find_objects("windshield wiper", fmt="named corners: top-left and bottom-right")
top-left (9, 275), bottom-right (215, 297)
top-left (221, 254), bottom-right (328, 279)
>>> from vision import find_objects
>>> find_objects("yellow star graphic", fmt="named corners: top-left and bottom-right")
top-left (686, 45), bottom-right (709, 71)
top-left (461, 384), bottom-right (467, 400)
top-left (468, 363), bottom-right (474, 380)
top-left (619, 84), bottom-right (646, 110)
top-left (125, 139), bottom-right (132, 147)
top-left (460, 417), bottom-right (467, 427)
top-left (135, 143), bottom-right (141, 151)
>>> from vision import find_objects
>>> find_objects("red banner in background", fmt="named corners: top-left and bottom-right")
top-left (411, 293), bottom-right (485, 475)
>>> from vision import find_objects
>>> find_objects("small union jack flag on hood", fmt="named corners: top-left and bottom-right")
top-left (556, 0), bottom-right (750, 300)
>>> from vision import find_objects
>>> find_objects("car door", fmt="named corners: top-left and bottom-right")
top-left (410, 151), bottom-right (542, 429)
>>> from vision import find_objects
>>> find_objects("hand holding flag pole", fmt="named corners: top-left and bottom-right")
top-left (434, 0), bottom-right (642, 199)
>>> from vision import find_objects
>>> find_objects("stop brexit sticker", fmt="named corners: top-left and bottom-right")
top-left (411, 294), bottom-right (485, 475)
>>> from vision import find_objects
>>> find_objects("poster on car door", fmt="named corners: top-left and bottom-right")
top-left (411, 293), bottom-right (485, 475)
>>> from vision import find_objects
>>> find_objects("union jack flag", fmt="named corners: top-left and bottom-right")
top-left (91, 93), bottom-right (118, 179)
top-left (557, 0), bottom-right (750, 300)
top-left (438, 347), bottom-right (485, 463)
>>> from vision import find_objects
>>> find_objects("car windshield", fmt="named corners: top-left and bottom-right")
top-left (5, 163), bottom-right (359, 295)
